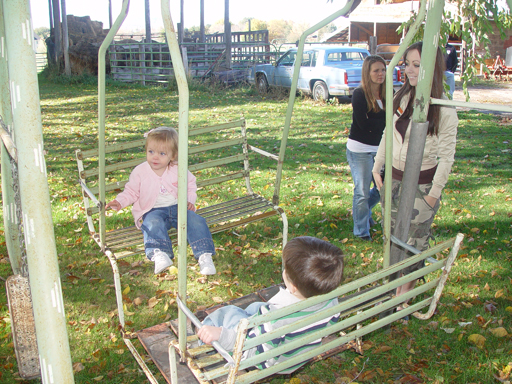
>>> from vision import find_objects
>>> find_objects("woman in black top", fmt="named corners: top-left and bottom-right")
top-left (346, 55), bottom-right (388, 240)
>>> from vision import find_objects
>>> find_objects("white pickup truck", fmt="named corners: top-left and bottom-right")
top-left (249, 46), bottom-right (402, 101)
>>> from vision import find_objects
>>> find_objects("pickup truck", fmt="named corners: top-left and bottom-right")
top-left (249, 46), bottom-right (403, 101)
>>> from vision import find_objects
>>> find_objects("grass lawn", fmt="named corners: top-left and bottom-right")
top-left (0, 77), bottom-right (511, 383)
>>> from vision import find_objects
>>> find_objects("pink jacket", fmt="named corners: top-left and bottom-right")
top-left (115, 162), bottom-right (197, 228)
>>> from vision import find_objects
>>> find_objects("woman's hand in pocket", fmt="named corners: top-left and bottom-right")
top-left (424, 195), bottom-right (437, 208)
top-left (373, 172), bottom-right (383, 191)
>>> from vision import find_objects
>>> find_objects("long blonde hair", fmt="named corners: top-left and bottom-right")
top-left (360, 55), bottom-right (387, 113)
top-left (145, 127), bottom-right (179, 165)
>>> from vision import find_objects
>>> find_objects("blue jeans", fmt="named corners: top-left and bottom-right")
top-left (346, 148), bottom-right (380, 238)
top-left (141, 205), bottom-right (215, 260)
top-left (445, 71), bottom-right (455, 98)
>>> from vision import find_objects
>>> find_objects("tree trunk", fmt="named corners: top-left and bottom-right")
top-left (51, 0), bottom-right (62, 65)
top-left (48, 0), bottom-right (54, 31)
top-left (61, 0), bottom-right (71, 75)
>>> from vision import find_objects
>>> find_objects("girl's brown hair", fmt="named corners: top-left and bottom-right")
top-left (145, 127), bottom-right (179, 164)
top-left (393, 41), bottom-right (446, 136)
top-left (360, 55), bottom-right (387, 113)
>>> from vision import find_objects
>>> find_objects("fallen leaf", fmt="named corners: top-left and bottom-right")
top-left (133, 297), bottom-right (143, 306)
top-left (148, 297), bottom-right (160, 309)
top-left (468, 334), bottom-right (486, 348)
top-left (490, 327), bottom-right (509, 338)
top-left (373, 345), bottom-right (392, 353)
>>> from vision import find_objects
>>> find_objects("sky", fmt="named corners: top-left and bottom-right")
top-left (31, 0), bottom-right (349, 32)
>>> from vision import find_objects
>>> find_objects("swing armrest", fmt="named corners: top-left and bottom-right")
top-left (248, 145), bottom-right (279, 161)
top-left (78, 179), bottom-right (102, 209)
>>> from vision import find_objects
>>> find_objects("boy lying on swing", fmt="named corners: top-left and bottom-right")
top-left (197, 236), bottom-right (344, 373)
top-left (107, 127), bottom-right (217, 275)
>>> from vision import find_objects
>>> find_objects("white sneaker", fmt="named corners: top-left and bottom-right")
top-left (153, 250), bottom-right (173, 274)
top-left (198, 253), bottom-right (216, 275)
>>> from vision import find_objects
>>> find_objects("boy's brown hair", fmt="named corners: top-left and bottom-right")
top-left (282, 236), bottom-right (344, 298)
top-left (145, 126), bottom-right (179, 164)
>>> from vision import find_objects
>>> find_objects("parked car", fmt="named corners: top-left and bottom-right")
top-left (249, 46), bottom-right (403, 101)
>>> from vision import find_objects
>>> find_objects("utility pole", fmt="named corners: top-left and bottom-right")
top-left (224, 0), bottom-right (231, 69)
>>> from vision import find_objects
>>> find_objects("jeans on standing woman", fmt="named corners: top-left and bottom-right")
top-left (346, 148), bottom-right (380, 238)
top-left (141, 205), bottom-right (215, 260)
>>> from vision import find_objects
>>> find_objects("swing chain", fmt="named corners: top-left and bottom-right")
top-left (12, 161), bottom-right (28, 277)
top-left (1, 116), bottom-right (28, 277)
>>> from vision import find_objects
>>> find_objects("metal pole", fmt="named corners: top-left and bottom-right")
top-left (0, 4), bottom-right (22, 274)
top-left (224, 0), bottom-right (231, 69)
top-left (161, 0), bottom-right (190, 358)
top-left (382, 0), bottom-right (427, 268)
top-left (388, 0), bottom-right (445, 272)
top-left (97, 0), bottom-right (130, 249)
top-left (144, 0), bottom-right (151, 43)
top-left (2, 0), bottom-right (74, 382)
top-left (273, 0), bottom-right (359, 206)
top-left (200, 0), bottom-right (205, 43)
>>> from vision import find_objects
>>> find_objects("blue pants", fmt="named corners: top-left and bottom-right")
top-left (202, 302), bottom-right (266, 329)
top-left (444, 71), bottom-right (455, 98)
top-left (199, 302), bottom-right (266, 346)
top-left (141, 205), bottom-right (215, 260)
top-left (346, 148), bottom-right (381, 238)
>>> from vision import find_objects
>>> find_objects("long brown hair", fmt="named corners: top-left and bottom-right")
top-left (361, 55), bottom-right (387, 113)
top-left (393, 41), bottom-right (446, 136)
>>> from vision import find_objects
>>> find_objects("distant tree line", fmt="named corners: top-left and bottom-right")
top-left (183, 18), bottom-right (337, 44)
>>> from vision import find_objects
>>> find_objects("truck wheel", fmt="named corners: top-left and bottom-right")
top-left (313, 81), bottom-right (329, 101)
top-left (256, 75), bottom-right (269, 94)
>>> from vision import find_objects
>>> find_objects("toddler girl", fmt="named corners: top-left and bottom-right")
top-left (107, 127), bottom-right (216, 275)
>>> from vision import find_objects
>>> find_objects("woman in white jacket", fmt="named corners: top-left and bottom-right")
top-left (372, 41), bottom-right (458, 301)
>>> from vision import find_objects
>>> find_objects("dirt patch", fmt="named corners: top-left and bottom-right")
top-left (453, 82), bottom-right (512, 116)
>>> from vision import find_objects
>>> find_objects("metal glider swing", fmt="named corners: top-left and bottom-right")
top-left (93, 0), bottom-right (467, 382)
top-left (2, 0), bottom-right (512, 382)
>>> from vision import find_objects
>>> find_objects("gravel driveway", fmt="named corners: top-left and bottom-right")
top-left (452, 82), bottom-right (512, 116)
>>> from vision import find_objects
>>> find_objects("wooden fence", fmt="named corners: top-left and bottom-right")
top-left (109, 30), bottom-right (270, 85)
